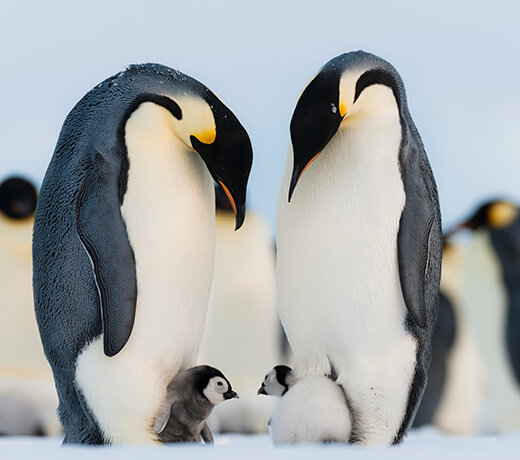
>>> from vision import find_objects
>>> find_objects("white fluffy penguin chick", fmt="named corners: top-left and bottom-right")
top-left (153, 365), bottom-right (238, 444)
top-left (258, 366), bottom-right (351, 444)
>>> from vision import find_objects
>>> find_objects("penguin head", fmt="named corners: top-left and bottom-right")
top-left (0, 177), bottom-right (37, 221)
top-left (288, 51), bottom-right (405, 201)
top-left (257, 365), bottom-right (293, 397)
top-left (191, 365), bottom-right (238, 406)
top-left (119, 65), bottom-right (253, 229)
top-left (454, 200), bottom-right (519, 232)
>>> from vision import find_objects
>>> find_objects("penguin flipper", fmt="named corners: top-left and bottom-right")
top-left (397, 131), bottom-right (442, 329)
top-left (76, 151), bottom-right (137, 357)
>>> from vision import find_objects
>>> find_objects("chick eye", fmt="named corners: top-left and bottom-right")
top-left (217, 381), bottom-right (223, 387)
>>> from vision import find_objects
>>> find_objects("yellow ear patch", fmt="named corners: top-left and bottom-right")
top-left (488, 202), bottom-right (518, 229)
top-left (193, 129), bottom-right (216, 145)
top-left (339, 102), bottom-right (347, 118)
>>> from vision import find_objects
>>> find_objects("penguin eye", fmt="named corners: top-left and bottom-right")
top-left (217, 381), bottom-right (223, 387)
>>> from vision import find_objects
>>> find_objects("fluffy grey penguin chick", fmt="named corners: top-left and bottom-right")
top-left (258, 366), bottom-right (351, 444)
top-left (153, 365), bottom-right (238, 443)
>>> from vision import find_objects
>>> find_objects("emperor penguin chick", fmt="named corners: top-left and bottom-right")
top-left (154, 365), bottom-right (238, 444)
top-left (258, 366), bottom-right (351, 444)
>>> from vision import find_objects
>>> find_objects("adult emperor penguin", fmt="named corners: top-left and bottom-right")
top-left (450, 200), bottom-right (520, 432)
top-left (32, 64), bottom-right (252, 445)
top-left (276, 51), bottom-right (442, 445)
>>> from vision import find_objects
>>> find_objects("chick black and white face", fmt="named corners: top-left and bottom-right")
top-left (202, 376), bottom-right (238, 406)
top-left (257, 366), bottom-right (292, 397)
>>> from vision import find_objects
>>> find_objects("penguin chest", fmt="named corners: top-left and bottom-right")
top-left (119, 113), bottom-right (216, 370)
top-left (277, 115), bottom-right (412, 363)
top-left (276, 115), bottom-right (418, 442)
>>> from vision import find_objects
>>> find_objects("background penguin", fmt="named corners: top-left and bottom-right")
top-left (0, 177), bottom-right (61, 436)
top-left (449, 200), bottom-right (520, 432)
top-left (153, 365), bottom-right (238, 444)
top-left (198, 187), bottom-right (280, 434)
top-left (32, 64), bottom-right (252, 445)
top-left (0, 177), bottom-right (44, 372)
top-left (257, 365), bottom-right (351, 444)
top-left (276, 51), bottom-right (442, 445)
top-left (413, 240), bottom-right (485, 434)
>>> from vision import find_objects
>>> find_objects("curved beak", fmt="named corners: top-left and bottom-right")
top-left (257, 385), bottom-right (267, 396)
top-left (288, 67), bottom-right (343, 202)
top-left (224, 390), bottom-right (239, 400)
top-left (191, 93), bottom-right (252, 230)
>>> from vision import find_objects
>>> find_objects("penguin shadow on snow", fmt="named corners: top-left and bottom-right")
top-left (0, 177), bottom-right (62, 437)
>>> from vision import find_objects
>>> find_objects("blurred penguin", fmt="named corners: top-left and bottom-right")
top-left (0, 177), bottom-right (44, 372)
top-left (0, 176), bottom-right (60, 436)
top-left (452, 200), bottom-right (520, 432)
top-left (198, 188), bottom-right (281, 434)
top-left (414, 239), bottom-right (485, 434)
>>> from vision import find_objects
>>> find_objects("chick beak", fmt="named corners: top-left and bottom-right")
top-left (224, 390), bottom-right (239, 400)
top-left (257, 385), bottom-right (267, 396)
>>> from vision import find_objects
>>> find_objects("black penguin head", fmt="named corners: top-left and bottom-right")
top-left (0, 177), bottom-right (37, 220)
top-left (118, 66), bottom-right (252, 230)
top-left (257, 365), bottom-right (293, 397)
top-left (288, 51), bottom-right (406, 201)
top-left (191, 365), bottom-right (238, 405)
top-left (189, 89), bottom-right (252, 230)
top-left (451, 200), bottom-right (519, 233)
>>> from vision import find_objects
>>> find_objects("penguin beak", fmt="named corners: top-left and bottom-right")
top-left (288, 67), bottom-right (343, 202)
top-left (257, 385), bottom-right (267, 396)
top-left (190, 95), bottom-right (252, 230)
top-left (224, 390), bottom-right (239, 400)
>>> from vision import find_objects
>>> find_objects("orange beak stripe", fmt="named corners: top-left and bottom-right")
top-left (218, 180), bottom-right (237, 216)
top-left (297, 152), bottom-right (320, 187)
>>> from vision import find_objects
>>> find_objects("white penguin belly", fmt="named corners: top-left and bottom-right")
top-left (76, 103), bottom-right (216, 444)
top-left (276, 115), bottom-right (417, 445)
top-left (270, 376), bottom-right (351, 444)
top-left (461, 231), bottom-right (520, 432)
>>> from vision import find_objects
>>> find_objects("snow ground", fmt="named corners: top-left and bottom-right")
top-left (1, 429), bottom-right (519, 460)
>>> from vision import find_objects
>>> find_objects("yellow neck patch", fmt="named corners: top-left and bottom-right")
top-left (488, 202), bottom-right (518, 229)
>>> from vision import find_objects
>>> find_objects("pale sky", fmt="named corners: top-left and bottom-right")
top-left (1, 0), bottom-right (519, 230)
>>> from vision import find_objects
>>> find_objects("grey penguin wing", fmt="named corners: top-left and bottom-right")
top-left (397, 123), bottom-right (442, 329)
top-left (200, 422), bottom-right (214, 444)
top-left (76, 151), bottom-right (137, 357)
top-left (153, 397), bottom-right (179, 435)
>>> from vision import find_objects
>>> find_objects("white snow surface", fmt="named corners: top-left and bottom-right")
top-left (1, 429), bottom-right (519, 460)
